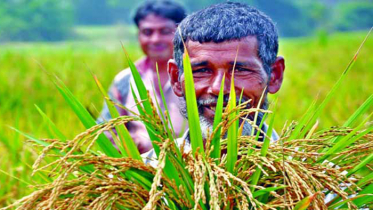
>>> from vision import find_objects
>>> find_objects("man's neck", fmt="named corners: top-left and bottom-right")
top-left (147, 57), bottom-right (170, 88)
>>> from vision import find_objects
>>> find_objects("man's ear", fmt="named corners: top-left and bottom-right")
top-left (168, 59), bottom-right (184, 97)
top-left (268, 56), bottom-right (285, 94)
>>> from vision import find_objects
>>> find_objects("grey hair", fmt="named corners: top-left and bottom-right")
top-left (173, 2), bottom-right (278, 77)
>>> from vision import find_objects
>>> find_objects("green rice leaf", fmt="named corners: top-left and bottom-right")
top-left (327, 95), bottom-right (373, 145)
top-left (226, 72), bottom-right (237, 173)
top-left (168, 153), bottom-right (195, 194)
top-left (156, 64), bottom-right (176, 136)
top-left (343, 94), bottom-right (373, 127)
top-left (122, 49), bottom-right (187, 197)
top-left (121, 44), bottom-right (163, 151)
top-left (331, 184), bottom-right (373, 208)
top-left (211, 74), bottom-right (225, 162)
top-left (251, 103), bottom-right (276, 191)
top-left (253, 186), bottom-right (286, 198)
top-left (10, 127), bottom-right (102, 175)
top-left (255, 113), bottom-right (268, 141)
top-left (130, 84), bottom-right (145, 117)
top-left (53, 76), bottom-right (121, 158)
top-left (357, 171), bottom-right (373, 187)
top-left (122, 46), bottom-right (152, 115)
top-left (183, 48), bottom-right (204, 155)
top-left (150, 83), bottom-right (170, 136)
top-left (129, 85), bottom-right (163, 149)
top-left (150, 82), bottom-right (183, 161)
top-left (124, 47), bottom-right (194, 205)
top-left (318, 113), bottom-right (373, 163)
top-left (261, 104), bottom-right (276, 157)
top-left (352, 184), bottom-right (373, 207)
top-left (35, 105), bottom-right (67, 142)
top-left (326, 165), bottom-right (373, 206)
top-left (245, 112), bottom-right (268, 157)
top-left (287, 99), bottom-right (317, 141)
top-left (93, 74), bottom-right (141, 160)
top-left (328, 194), bottom-right (373, 209)
top-left (347, 153), bottom-right (373, 177)
top-left (293, 193), bottom-right (319, 210)
top-left (10, 127), bottom-right (51, 148)
top-left (250, 87), bottom-right (267, 136)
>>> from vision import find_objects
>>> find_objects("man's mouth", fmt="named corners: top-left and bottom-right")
top-left (200, 105), bottom-right (216, 122)
top-left (148, 44), bottom-right (168, 51)
top-left (197, 97), bottom-right (253, 121)
top-left (203, 101), bottom-right (250, 113)
top-left (202, 105), bottom-right (216, 113)
top-left (202, 102), bottom-right (226, 114)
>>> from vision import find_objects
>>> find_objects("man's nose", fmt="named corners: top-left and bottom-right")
top-left (150, 32), bottom-right (161, 42)
top-left (209, 73), bottom-right (230, 96)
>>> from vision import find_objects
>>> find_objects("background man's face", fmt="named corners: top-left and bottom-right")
top-left (138, 14), bottom-right (176, 62)
top-left (179, 37), bottom-right (269, 124)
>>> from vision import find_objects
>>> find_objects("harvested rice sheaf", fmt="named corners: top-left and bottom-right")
top-left (3, 114), bottom-right (373, 210)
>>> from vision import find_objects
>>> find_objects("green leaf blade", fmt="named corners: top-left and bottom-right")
top-left (211, 74), bottom-right (225, 162)
top-left (183, 49), bottom-right (204, 155)
top-left (93, 75), bottom-right (141, 160)
top-left (226, 73), bottom-right (237, 173)
top-left (53, 77), bottom-right (121, 158)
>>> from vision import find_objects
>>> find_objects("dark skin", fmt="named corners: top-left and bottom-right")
top-left (138, 14), bottom-right (177, 88)
top-left (168, 36), bottom-right (285, 124)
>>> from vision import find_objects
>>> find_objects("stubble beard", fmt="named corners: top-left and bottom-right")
top-left (179, 96), bottom-right (268, 139)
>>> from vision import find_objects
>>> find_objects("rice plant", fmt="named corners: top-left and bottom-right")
top-left (2, 31), bottom-right (373, 209)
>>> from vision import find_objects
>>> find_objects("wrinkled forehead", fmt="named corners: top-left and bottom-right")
top-left (185, 36), bottom-right (260, 61)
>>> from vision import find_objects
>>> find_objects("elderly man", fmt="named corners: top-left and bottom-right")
top-left (143, 2), bottom-right (285, 163)
top-left (98, 0), bottom-right (187, 153)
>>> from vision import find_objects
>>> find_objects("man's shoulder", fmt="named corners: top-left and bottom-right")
top-left (113, 57), bottom-right (148, 84)
top-left (113, 68), bottom-right (132, 84)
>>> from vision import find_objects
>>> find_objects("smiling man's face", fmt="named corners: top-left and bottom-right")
top-left (186, 37), bottom-right (268, 122)
top-left (169, 36), bottom-right (284, 136)
top-left (138, 14), bottom-right (176, 62)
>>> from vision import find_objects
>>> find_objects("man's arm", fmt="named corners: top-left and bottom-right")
top-left (96, 72), bottom-right (131, 124)
top-left (96, 70), bottom-right (152, 153)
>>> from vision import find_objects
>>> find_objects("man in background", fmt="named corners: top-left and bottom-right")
top-left (98, 0), bottom-right (187, 153)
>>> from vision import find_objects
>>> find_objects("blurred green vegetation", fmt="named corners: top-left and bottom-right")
top-left (334, 1), bottom-right (373, 32)
top-left (0, 0), bottom-right (74, 41)
top-left (0, 30), bottom-right (372, 206)
top-left (0, 0), bottom-right (372, 41)
top-left (274, 31), bottom-right (373, 130)
top-left (0, 27), bottom-right (141, 206)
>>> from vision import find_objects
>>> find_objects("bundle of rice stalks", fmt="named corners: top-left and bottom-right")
top-left (3, 32), bottom-right (373, 210)
top-left (3, 112), bottom-right (373, 209)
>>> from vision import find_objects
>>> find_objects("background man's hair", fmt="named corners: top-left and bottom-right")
top-left (174, 2), bottom-right (278, 77)
top-left (134, 0), bottom-right (187, 26)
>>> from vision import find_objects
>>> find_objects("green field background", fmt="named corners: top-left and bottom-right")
top-left (0, 29), bottom-right (372, 206)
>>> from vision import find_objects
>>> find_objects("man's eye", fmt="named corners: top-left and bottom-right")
top-left (235, 67), bottom-right (251, 72)
top-left (192, 68), bottom-right (211, 77)
top-left (235, 67), bottom-right (254, 74)
top-left (141, 29), bottom-right (153, 36)
top-left (193, 68), bottom-right (210, 74)
top-left (160, 28), bottom-right (173, 35)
